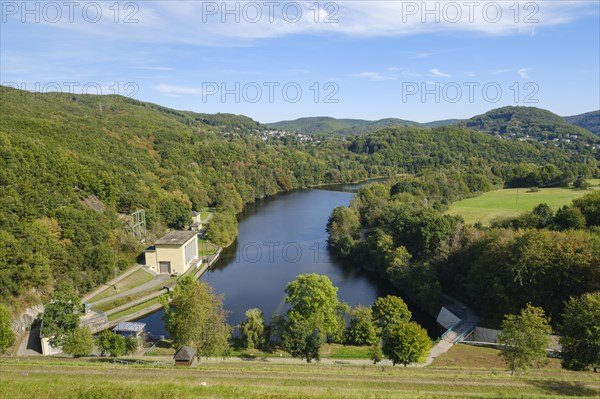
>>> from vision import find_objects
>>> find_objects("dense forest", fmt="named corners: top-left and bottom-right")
top-left (0, 85), bottom-right (598, 312)
top-left (564, 110), bottom-right (600, 137)
top-left (268, 116), bottom-right (420, 136)
top-left (462, 106), bottom-right (599, 143)
top-left (269, 107), bottom-right (599, 140)
top-left (327, 177), bottom-right (600, 326)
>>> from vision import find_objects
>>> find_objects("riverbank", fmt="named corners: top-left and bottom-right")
top-left (77, 248), bottom-right (223, 334)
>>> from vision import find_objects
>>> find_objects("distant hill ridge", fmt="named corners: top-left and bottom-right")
top-left (564, 110), bottom-right (600, 136)
top-left (267, 116), bottom-right (420, 136)
top-left (268, 107), bottom-right (600, 140)
top-left (461, 106), bottom-right (599, 142)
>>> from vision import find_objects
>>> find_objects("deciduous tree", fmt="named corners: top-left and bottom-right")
top-left (560, 292), bottom-right (600, 372)
top-left (282, 274), bottom-right (345, 362)
top-left (345, 305), bottom-right (378, 346)
top-left (39, 289), bottom-right (81, 347)
top-left (97, 330), bottom-right (137, 357)
top-left (62, 326), bottom-right (94, 357)
top-left (326, 206), bottom-right (360, 256)
top-left (240, 308), bottom-right (266, 349)
top-left (0, 304), bottom-right (14, 353)
top-left (498, 304), bottom-right (552, 375)
top-left (381, 321), bottom-right (430, 366)
top-left (371, 295), bottom-right (411, 334)
top-left (163, 277), bottom-right (231, 358)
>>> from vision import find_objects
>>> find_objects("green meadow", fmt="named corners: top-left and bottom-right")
top-left (2, 348), bottom-right (599, 399)
top-left (447, 187), bottom-right (594, 225)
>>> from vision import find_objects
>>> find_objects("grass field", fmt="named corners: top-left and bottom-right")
top-left (431, 344), bottom-right (561, 370)
top-left (447, 187), bottom-right (593, 225)
top-left (88, 268), bottom-right (155, 303)
top-left (95, 276), bottom-right (175, 313)
top-left (106, 295), bottom-right (166, 321)
top-left (1, 355), bottom-right (598, 399)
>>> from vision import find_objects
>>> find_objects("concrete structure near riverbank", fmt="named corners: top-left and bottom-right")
top-left (145, 231), bottom-right (200, 275)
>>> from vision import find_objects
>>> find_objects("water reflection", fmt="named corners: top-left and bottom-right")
top-left (137, 184), bottom-right (439, 338)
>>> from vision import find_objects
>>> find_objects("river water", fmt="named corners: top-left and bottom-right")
top-left (137, 184), bottom-right (440, 337)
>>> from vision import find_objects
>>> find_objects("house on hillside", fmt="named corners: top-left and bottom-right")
top-left (190, 211), bottom-right (203, 231)
top-left (145, 231), bottom-right (200, 275)
top-left (174, 346), bottom-right (197, 366)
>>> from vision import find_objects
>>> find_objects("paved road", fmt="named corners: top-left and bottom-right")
top-left (137, 354), bottom-right (407, 367)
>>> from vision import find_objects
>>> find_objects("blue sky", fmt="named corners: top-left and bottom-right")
top-left (1, 1), bottom-right (599, 123)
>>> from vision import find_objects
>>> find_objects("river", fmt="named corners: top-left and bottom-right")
top-left (137, 184), bottom-right (440, 338)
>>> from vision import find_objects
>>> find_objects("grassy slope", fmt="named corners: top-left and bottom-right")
top-left (446, 187), bottom-right (592, 225)
top-left (88, 269), bottom-right (155, 303)
top-left (431, 344), bottom-right (561, 370)
top-left (1, 356), bottom-right (598, 399)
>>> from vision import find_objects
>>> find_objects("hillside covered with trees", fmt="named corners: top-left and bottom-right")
top-left (1, 85), bottom-right (598, 311)
top-left (268, 116), bottom-right (420, 136)
top-left (565, 110), bottom-right (600, 136)
top-left (327, 178), bottom-right (600, 327)
top-left (462, 106), bottom-right (599, 144)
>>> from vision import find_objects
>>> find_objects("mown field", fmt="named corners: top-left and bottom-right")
top-left (447, 187), bottom-right (593, 225)
top-left (2, 346), bottom-right (598, 399)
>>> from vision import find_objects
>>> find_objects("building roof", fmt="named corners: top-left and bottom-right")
top-left (191, 211), bottom-right (200, 217)
top-left (113, 322), bottom-right (146, 333)
top-left (174, 346), bottom-right (197, 361)
top-left (155, 230), bottom-right (198, 246)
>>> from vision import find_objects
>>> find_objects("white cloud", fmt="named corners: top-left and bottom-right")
top-left (154, 83), bottom-right (205, 96)
top-left (492, 69), bottom-right (511, 75)
top-left (430, 68), bottom-right (451, 78)
top-left (518, 68), bottom-right (531, 79)
top-left (15, 1), bottom-right (596, 45)
top-left (354, 72), bottom-right (396, 81)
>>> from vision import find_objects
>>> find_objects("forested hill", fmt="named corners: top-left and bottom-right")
top-left (564, 110), bottom-right (600, 136)
top-left (267, 116), bottom-right (420, 135)
top-left (461, 106), bottom-right (599, 144)
top-left (0, 85), bottom-right (595, 308)
top-left (269, 108), bottom-right (600, 142)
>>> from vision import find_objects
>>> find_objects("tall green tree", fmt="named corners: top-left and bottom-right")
top-left (39, 289), bottom-right (81, 347)
top-left (284, 274), bottom-right (345, 341)
top-left (62, 326), bottom-right (94, 357)
top-left (206, 211), bottom-right (238, 248)
top-left (0, 304), bottom-right (14, 353)
top-left (369, 343), bottom-right (383, 364)
top-left (282, 274), bottom-right (345, 362)
top-left (345, 305), bottom-right (378, 346)
top-left (560, 292), bottom-right (600, 372)
top-left (163, 277), bottom-right (231, 358)
top-left (572, 191), bottom-right (600, 226)
top-left (240, 308), bottom-right (266, 349)
top-left (371, 295), bottom-right (411, 334)
top-left (498, 304), bottom-right (552, 375)
top-left (554, 205), bottom-right (586, 230)
top-left (381, 321), bottom-right (431, 366)
top-left (326, 206), bottom-right (360, 256)
top-left (281, 313), bottom-right (324, 363)
top-left (97, 330), bottom-right (137, 357)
